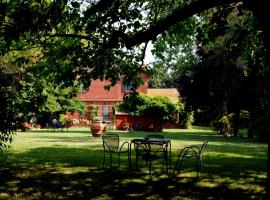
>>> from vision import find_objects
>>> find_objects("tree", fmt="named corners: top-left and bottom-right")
top-left (0, 0), bottom-right (269, 196)
top-left (0, 62), bottom-right (16, 157)
top-left (147, 1), bottom-right (268, 140)
top-left (0, 44), bottom-right (85, 120)
top-left (150, 16), bottom-right (199, 90)
top-left (194, 4), bottom-right (267, 138)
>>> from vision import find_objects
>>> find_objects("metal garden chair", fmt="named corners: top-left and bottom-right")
top-left (174, 141), bottom-right (208, 177)
top-left (102, 133), bottom-right (129, 168)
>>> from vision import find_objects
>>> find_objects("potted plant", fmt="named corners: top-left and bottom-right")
top-left (90, 116), bottom-right (105, 137)
top-left (89, 106), bottom-right (106, 137)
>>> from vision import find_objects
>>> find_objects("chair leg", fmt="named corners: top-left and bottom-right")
top-left (164, 152), bottom-right (169, 174)
top-left (135, 152), bottom-right (139, 170)
top-left (196, 158), bottom-right (203, 177)
top-left (199, 159), bottom-right (203, 174)
top-left (118, 153), bottom-right (120, 167)
top-left (109, 152), bottom-right (112, 168)
top-left (148, 160), bottom-right (153, 180)
top-left (103, 152), bottom-right (106, 168)
top-left (173, 155), bottom-right (180, 174)
top-left (175, 155), bottom-right (185, 174)
top-left (196, 159), bottom-right (199, 177)
top-left (179, 157), bottom-right (185, 174)
top-left (127, 151), bottom-right (130, 170)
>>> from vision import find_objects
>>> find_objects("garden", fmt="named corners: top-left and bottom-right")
top-left (1, 1), bottom-right (270, 199)
top-left (0, 127), bottom-right (267, 199)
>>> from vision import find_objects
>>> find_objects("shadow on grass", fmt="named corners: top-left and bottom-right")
top-left (0, 164), bottom-right (266, 200)
top-left (2, 128), bottom-right (267, 199)
top-left (0, 145), bottom-right (267, 200)
top-left (6, 146), bottom-right (103, 167)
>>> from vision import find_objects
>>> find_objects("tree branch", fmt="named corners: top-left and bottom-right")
top-left (122, 0), bottom-right (240, 48)
top-left (84, 0), bottom-right (114, 18)
top-left (45, 33), bottom-right (101, 45)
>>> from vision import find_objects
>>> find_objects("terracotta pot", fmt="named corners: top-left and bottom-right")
top-left (90, 120), bottom-right (104, 137)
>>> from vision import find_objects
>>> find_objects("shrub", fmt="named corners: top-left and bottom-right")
top-left (211, 110), bottom-right (250, 136)
top-left (179, 111), bottom-right (194, 129)
top-left (239, 110), bottom-right (250, 128)
top-left (114, 93), bottom-right (178, 123)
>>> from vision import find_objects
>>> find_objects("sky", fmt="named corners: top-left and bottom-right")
top-left (143, 42), bottom-right (155, 64)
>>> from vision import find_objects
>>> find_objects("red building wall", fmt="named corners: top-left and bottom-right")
top-left (76, 73), bottom-right (149, 122)
top-left (115, 113), bottom-right (162, 132)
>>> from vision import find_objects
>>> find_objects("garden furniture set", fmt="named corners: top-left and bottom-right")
top-left (102, 133), bottom-right (208, 179)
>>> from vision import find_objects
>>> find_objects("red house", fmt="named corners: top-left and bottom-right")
top-left (74, 71), bottom-right (181, 130)
top-left (77, 73), bottom-right (149, 122)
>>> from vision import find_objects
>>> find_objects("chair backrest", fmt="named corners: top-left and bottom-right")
top-left (199, 141), bottom-right (208, 158)
top-left (102, 134), bottom-right (119, 151)
top-left (145, 135), bottom-right (166, 151)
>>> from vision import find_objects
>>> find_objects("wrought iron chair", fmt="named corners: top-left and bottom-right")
top-left (102, 133), bottom-right (129, 168)
top-left (174, 141), bottom-right (208, 177)
top-left (133, 135), bottom-right (168, 179)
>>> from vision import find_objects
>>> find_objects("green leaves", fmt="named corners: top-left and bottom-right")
top-left (114, 93), bottom-right (177, 122)
top-left (70, 1), bottom-right (80, 9)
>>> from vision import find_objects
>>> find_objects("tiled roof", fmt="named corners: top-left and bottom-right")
top-left (147, 88), bottom-right (180, 102)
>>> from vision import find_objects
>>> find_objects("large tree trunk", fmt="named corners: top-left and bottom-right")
top-left (245, 1), bottom-right (270, 198)
top-left (250, 1), bottom-right (270, 199)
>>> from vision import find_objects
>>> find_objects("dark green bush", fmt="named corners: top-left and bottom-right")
top-left (114, 93), bottom-right (178, 122)
top-left (179, 111), bottom-right (194, 129)
top-left (211, 110), bottom-right (250, 136)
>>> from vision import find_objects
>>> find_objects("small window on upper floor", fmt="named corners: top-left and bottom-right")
top-left (122, 83), bottom-right (133, 92)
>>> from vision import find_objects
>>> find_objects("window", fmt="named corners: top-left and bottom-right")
top-left (103, 105), bottom-right (110, 121)
top-left (122, 83), bottom-right (133, 92)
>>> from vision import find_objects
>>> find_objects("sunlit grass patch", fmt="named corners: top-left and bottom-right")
top-left (0, 127), bottom-right (267, 199)
top-left (228, 182), bottom-right (265, 191)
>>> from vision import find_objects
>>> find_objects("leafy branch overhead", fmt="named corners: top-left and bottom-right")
top-left (3, 0), bottom-right (261, 88)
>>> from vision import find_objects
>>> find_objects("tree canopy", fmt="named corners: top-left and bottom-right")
top-left (1, 0), bottom-right (270, 195)
top-left (2, 0), bottom-right (255, 87)
top-left (150, 3), bottom-right (267, 137)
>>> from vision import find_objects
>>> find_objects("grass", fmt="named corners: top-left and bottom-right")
top-left (0, 126), bottom-right (267, 199)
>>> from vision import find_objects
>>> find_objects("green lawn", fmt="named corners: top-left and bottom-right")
top-left (0, 126), bottom-right (267, 199)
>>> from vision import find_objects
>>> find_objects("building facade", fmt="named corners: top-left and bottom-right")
top-left (77, 73), bottom-right (149, 122)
